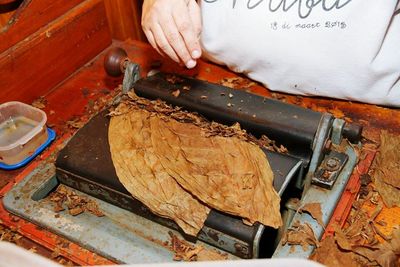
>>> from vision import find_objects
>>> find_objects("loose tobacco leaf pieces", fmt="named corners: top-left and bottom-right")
top-left (219, 77), bottom-right (257, 89)
top-left (299, 202), bottom-right (324, 227)
top-left (371, 130), bottom-right (400, 207)
top-left (168, 231), bottom-right (228, 261)
top-left (48, 185), bottom-right (105, 217)
top-left (310, 236), bottom-right (361, 267)
top-left (283, 221), bottom-right (319, 251)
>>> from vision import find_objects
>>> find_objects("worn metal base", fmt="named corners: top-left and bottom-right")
top-left (272, 144), bottom-right (358, 258)
top-left (54, 109), bottom-right (303, 259)
top-left (2, 143), bottom-right (358, 262)
top-left (2, 161), bottom-right (238, 263)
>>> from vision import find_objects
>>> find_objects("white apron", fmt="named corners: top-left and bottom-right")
top-left (200, 0), bottom-right (400, 107)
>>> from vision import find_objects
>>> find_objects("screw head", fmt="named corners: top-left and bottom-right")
top-left (325, 157), bottom-right (340, 171)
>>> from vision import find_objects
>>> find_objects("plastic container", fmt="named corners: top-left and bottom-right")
top-left (0, 101), bottom-right (48, 165)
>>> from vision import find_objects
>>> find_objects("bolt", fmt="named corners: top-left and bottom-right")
top-left (234, 243), bottom-right (249, 255)
top-left (325, 157), bottom-right (340, 171)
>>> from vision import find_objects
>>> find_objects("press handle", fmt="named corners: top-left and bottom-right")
top-left (104, 47), bottom-right (129, 77)
top-left (343, 123), bottom-right (363, 143)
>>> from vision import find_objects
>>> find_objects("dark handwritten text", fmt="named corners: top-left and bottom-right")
top-left (203, 0), bottom-right (353, 19)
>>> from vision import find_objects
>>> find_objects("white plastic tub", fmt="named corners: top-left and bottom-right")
top-left (0, 101), bottom-right (48, 165)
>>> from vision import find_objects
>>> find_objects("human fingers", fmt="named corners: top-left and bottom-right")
top-left (172, 0), bottom-right (202, 59)
top-left (143, 28), bottom-right (164, 56)
top-left (152, 22), bottom-right (181, 64)
top-left (159, 11), bottom-right (196, 68)
top-left (142, 0), bottom-right (167, 57)
top-left (186, 0), bottom-right (202, 58)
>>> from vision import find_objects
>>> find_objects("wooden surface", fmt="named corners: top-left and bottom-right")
top-left (0, 39), bottom-right (399, 264)
top-left (104, 0), bottom-right (146, 41)
top-left (0, 0), bottom-right (86, 53)
top-left (0, 0), bottom-right (112, 104)
top-left (0, 0), bottom-right (21, 29)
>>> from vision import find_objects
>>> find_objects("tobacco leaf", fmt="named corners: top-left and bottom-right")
top-left (109, 92), bottom-right (282, 229)
top-left (150, 114), bottom-right (282, 228)
top-left (109, 108), bottom-right (210, 236)
top-left (299, 202), bottom-right (324, 227)
top-left (283, 221), bottom-right (319, 251)
top-left (375, 131), bottom-right (400, 189)
top-left (310, 236), bottom-right (361, 267)
top-left (372, 172), bottom-right (400, 208)
top-left (371, 131), bottom-right (400, 207)
top-left (330, 210), bottom-right (399, 267)
top-left (312, 191), bottom-right (400, 267)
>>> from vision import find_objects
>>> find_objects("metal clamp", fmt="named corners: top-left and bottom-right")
top-left (122, 62), bottom-right (140, 94)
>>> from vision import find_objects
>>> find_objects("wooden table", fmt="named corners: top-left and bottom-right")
top-left (1, 39), bottom-right (399, 265)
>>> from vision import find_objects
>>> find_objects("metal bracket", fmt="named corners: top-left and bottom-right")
top-left (311, 150), bottom-right (348, 189)
top-left (331, 119), bottom-right (345, 145)
top-left (273, 144), bottom-right (358, 258)
top-left (122, 62), bottom-right (140, 94)
top-left (300, 113), bottom-right (333, 194)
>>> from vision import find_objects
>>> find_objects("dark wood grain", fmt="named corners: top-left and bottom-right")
top-left (0, 0), bottom-right (85, 53)
top-left (0, 0), bottom-right (112, 104)
top-left (103, 0), bottom-right (146, 41)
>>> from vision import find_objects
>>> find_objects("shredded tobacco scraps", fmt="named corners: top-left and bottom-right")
top-left (31, 96), bottom-right (47, 109)
top-left (283, 221), bottom-right (320, 252)
top-left (311, 192), bottom-right (400, 267)
top-left (310, 136), bottom-right (400, 267)
top-left (219, 77), bottom-right (257, 89)
top-left (0, 225), bottom-right (22, 244)
top-left (166, 74), bottom-right (184, 84)
top-left (168, 231), bottom-right (228, 261)
top-left (310, 236), bottom-right (362, 267)
top-left (109, 92), bottom-right (287, 154)
top-left (49, 185), bottom-right (104, 217)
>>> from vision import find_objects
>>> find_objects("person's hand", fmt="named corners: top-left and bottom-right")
top-left (142, 0), bottom-right (202, 69)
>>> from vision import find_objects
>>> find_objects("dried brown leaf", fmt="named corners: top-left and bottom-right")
top-left (300, 202), bottom-right (324, 227)
top-left (371, 131), bottom-right (400, 207)
top-left (110, 92), bottom-right (287, 154)
top-left (283, 221), bottom-right (319, 251)
top-left (172, 89), bottom-right (180, 98)
top-left (219, 77), bottom-right (257, 89)
top-left (109, 94), bottom-right (282, 232)
top-left (150, 114), bottom-right (281, 228)
top-left (169, 231), bottom-right (228, 261)
top-left (31, 96), bottom-right (47, 109)
top-left (372, 174), bottom-right (400, 208)
top-left (48, 185), bottom-right (104, 218)
top-left (310, 236), bottom-right (361, 267)
top-left (109, 109), bottom-right (210, 236)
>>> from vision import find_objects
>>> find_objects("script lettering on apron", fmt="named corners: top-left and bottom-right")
top-left (203, 0), bottom-right (353, 19)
